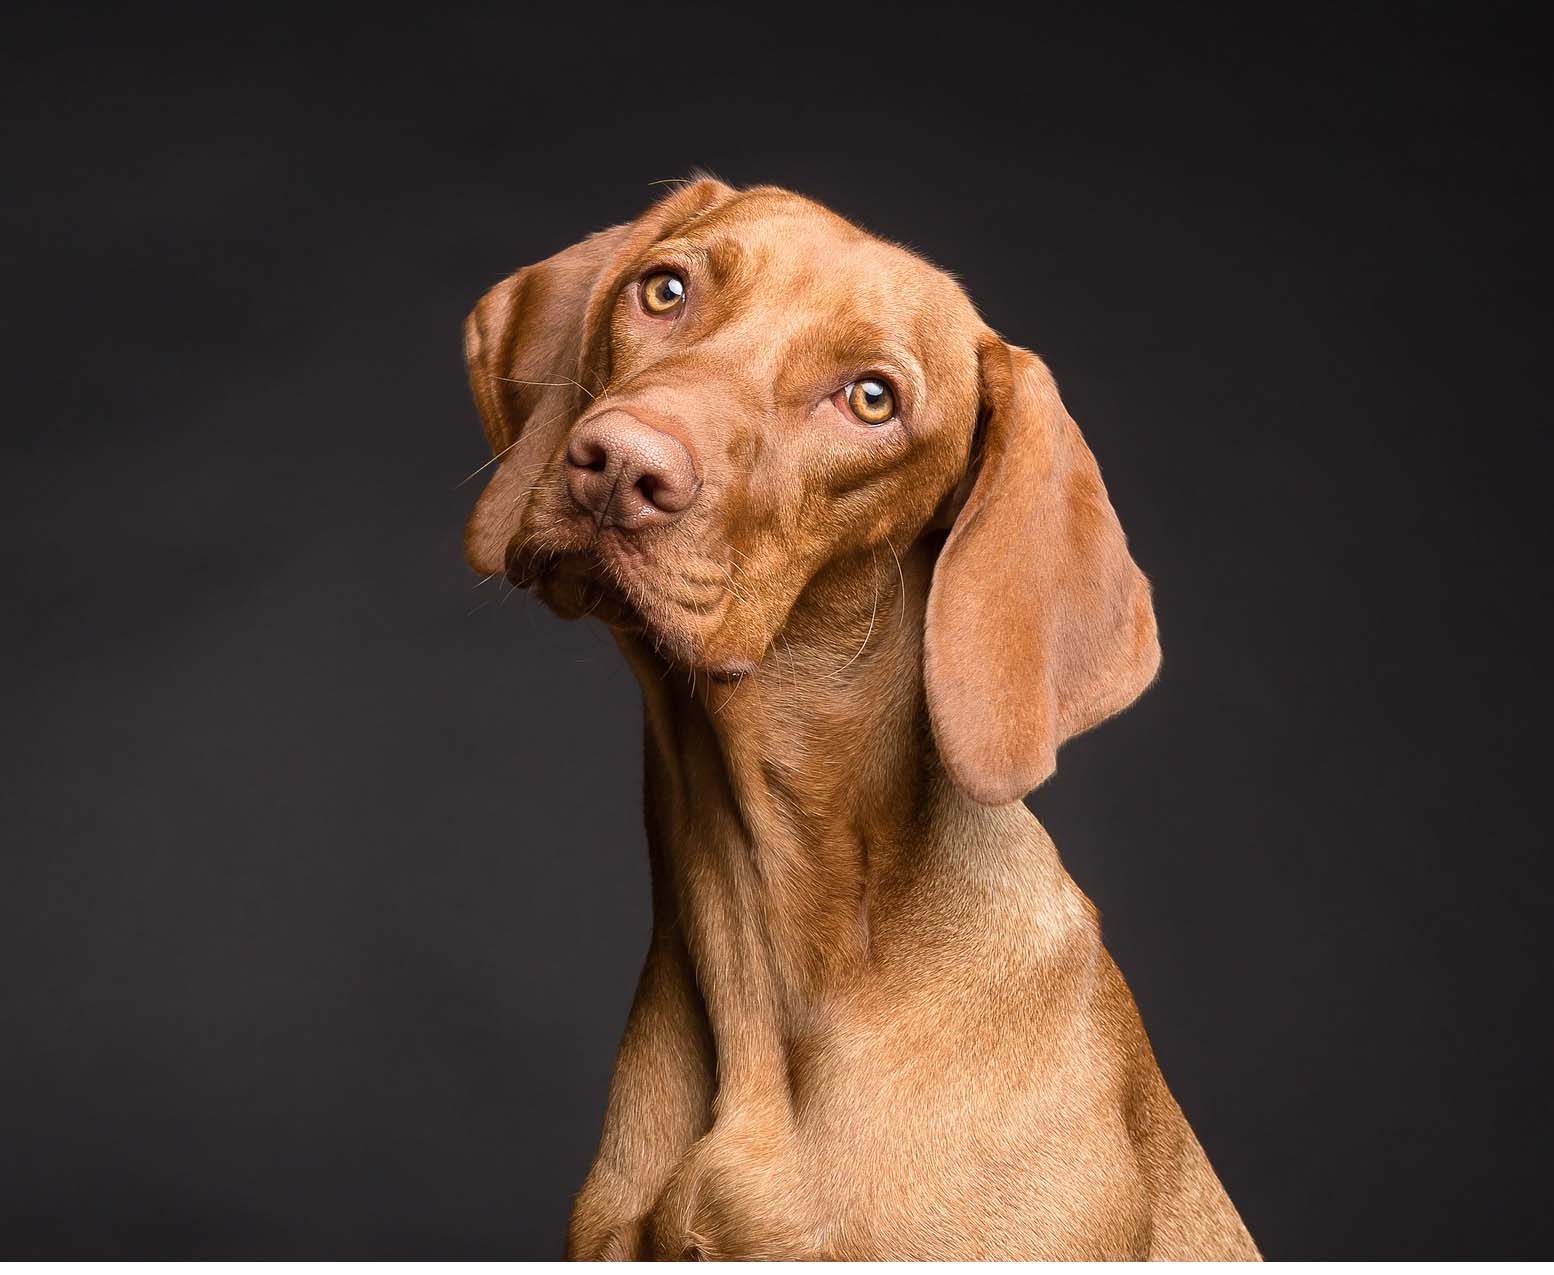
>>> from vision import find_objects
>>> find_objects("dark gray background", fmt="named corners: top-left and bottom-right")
top-left (5, 0), bottom-right (1550, 1259)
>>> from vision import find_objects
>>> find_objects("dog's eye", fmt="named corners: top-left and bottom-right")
top-left (845, 378), bottom-right (896, 425)
top-left (640, 271), bottom-right (686, 315)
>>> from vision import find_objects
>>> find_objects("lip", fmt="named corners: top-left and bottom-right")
top-left (529, 553), bottom-right (638, 622)
top-left (515, 535), bottom-right (745, 678)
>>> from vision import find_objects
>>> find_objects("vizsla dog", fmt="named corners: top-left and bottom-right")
top-left (462, 179), bottom-right (1259, 1261)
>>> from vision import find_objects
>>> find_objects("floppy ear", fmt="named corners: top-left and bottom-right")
top-left (923, 339), bottom-right (1161, 805)
top-left (462, 178), bottom-right (733, 575)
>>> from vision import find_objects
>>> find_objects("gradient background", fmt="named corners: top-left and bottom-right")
top-left (5, 0), bottom-right (1550, 1259)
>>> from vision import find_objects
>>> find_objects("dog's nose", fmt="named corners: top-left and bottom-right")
top-left (565, 411), bottom-right (700, 530)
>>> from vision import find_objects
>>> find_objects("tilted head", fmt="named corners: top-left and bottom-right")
top-left (463, 179), bottom-right (1160, 805)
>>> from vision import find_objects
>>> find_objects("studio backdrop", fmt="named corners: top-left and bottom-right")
top-left (3, 0), bottom-right (1550, 1259)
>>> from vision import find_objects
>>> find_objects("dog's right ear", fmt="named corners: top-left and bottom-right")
top-left (463, 178), bottom-right (733, 575)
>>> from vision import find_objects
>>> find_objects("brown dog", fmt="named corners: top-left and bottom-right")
top-left (462, 179), bottom-right (1259, 1261)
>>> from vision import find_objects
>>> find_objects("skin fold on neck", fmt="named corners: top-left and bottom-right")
top-left (612, 538), bottom-right (1074, 1111)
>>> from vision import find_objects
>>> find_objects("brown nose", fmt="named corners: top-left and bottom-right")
top-left (565, 411), bottom-right (700, 530)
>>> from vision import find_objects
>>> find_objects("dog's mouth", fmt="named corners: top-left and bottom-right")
top-left (506, 532), bottom-right (757, 684)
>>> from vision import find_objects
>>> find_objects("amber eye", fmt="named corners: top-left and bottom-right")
top-left (845, 377), bottom-right (896, 425)
top-left (640, 271), bottom-right (686, 315)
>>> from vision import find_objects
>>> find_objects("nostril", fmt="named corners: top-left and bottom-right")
top-left (567, 437), bottom-right (609, 473)
top-left (566, 413), bottom-right (699, 525)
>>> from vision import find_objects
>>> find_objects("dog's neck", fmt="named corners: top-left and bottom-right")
top-left (615, 540), bottom-right (1054, 1101)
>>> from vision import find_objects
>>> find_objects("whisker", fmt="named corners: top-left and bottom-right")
top-left (885, 537), bottom-right (908, 628)
top-left (455, 435), bottom-right (522, 488)
top-left (776, 631), bottom-right (800, 695)
top-left (508, 527), bottom-right (547, 566)
top-left (717, 559), bottom-right (755, 609)
top-left (495, 373), bottom-right (598, 402)
top-left (508, 470), bottom-right (562, 510)
top-left (454, 408), bottom-right (573, 488)
top-left (828, 546), bottom-right (880, 680)
top-left (712, 675), bottom-right (743, 716)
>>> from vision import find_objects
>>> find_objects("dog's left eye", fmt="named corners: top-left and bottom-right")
top-left (641, 271), bottom-right (687, 315)
top-left (844, 378), bottom-right (896, 425)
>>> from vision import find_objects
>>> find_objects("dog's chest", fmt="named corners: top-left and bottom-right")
top-left (636, 1047), bottom-right (1154, 1261)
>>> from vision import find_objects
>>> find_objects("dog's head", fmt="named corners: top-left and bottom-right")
top-left (463, 180), bottom-right (1159, 804)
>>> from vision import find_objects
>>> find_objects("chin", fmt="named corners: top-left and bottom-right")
top-left (526, 549), bottom-right (758, 686)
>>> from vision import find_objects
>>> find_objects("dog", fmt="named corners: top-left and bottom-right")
top-left (461, 178), bottom-right (1259, 1260)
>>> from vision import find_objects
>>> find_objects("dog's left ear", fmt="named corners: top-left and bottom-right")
top-left (924, 338), bottom-right (1161, 806)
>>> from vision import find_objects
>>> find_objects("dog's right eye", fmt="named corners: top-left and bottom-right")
top-left (640, 271), bottom-right (687, 315)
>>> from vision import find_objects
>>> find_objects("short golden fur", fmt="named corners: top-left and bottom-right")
top-left (462, 179), bottom-right (1258, 1260)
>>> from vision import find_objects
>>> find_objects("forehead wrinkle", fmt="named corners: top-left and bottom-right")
top-left (630, 237), bottom-right (709, 285)
top-left (703, 238), bottom-right (753, 290)
top-left (775, 314), bottom-right (928, 408)
top-left (649, 235), bottom-right (752, 290)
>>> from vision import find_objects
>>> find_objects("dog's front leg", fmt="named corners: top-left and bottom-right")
top-left (565, 924), bottom-right (713, 1260)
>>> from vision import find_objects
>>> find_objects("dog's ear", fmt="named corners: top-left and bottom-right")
top-left (463, 178), bottom-right (733, 575)
top-left (923, 338), bottom-right (1160, 805)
